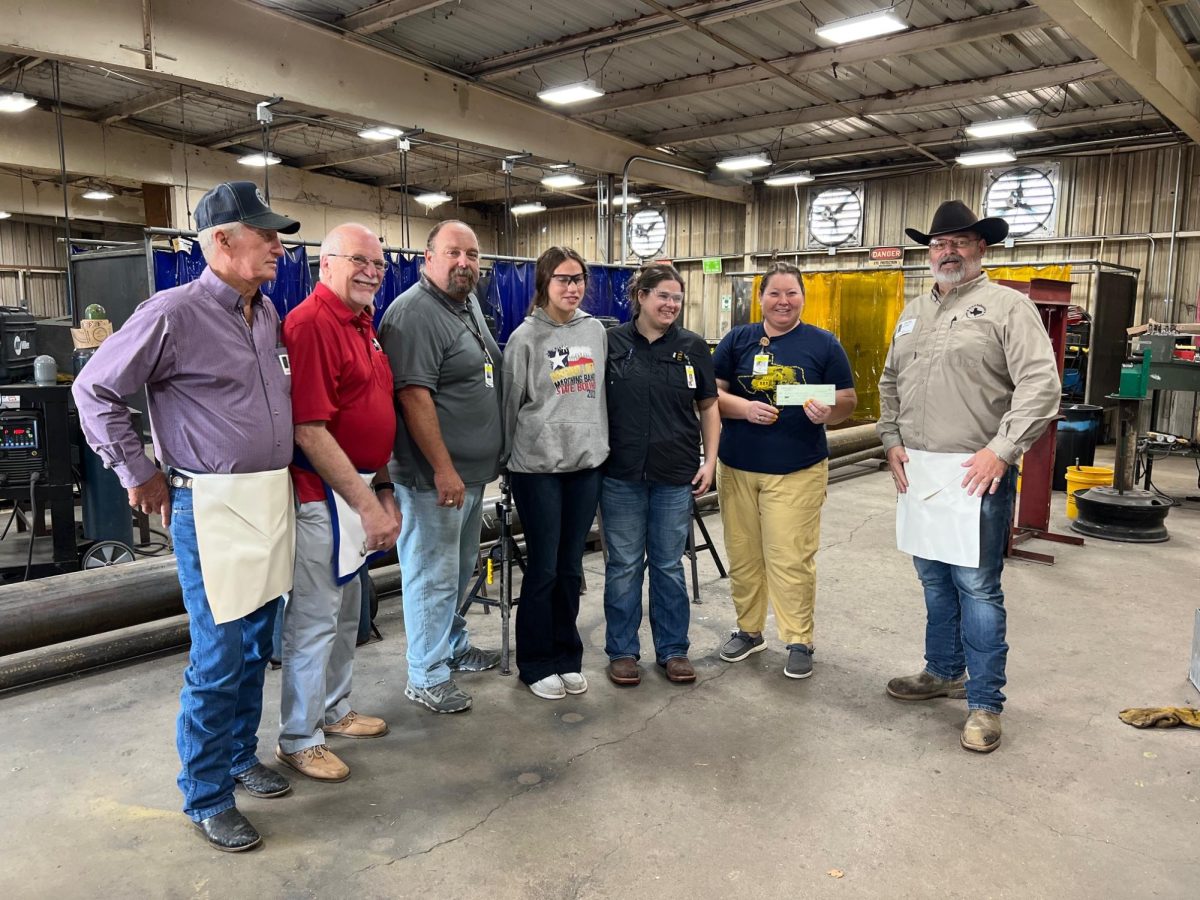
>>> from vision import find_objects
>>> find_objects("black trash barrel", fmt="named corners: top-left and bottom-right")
top-left (1053, 404), bottom-right (1103, 491)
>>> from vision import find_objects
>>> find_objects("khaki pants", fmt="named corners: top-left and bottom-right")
top-left (716, 460), bottom-right (828, 646)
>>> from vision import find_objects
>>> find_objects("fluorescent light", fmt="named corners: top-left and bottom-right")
top-left (0, 92), bottom-right (37, 113)
top-left (239, 152), bottom-right (281, 167)
top-left (965, 117), bottom-right (1037, 139)
top-left (655, 146), bottom-right (676, 155)
top-left (537, 81), bottom-right (604, 105)
top-left (541, 173), bottom-right (585, 189)
top-left (955, 149), bottom-right (1017, 167)
top-left (82, 189), bottom-right (114, 201)
top-left (610, 194), bottom-right (640, 206)
top-left (414, 191), bottom-right (452, 207)
top-left (0, 211), bottom-right (11, 219)
top-left (815, 9), bottom-right (907, 45)
top-left (764, 171), bottom-right (815, 186)
top-left (511, 202), bottom-right (546, 215)
top-left (717, 153), bottom-right (772, 172)
top-left (547, 163), bottom-right (571, 170)
top-left (358, 125), bottom-right (403, 142)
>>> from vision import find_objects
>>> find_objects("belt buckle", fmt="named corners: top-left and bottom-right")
top-left (169, 473), bottom-right (192, 489)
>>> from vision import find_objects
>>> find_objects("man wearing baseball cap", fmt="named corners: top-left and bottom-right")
top-left (75, 181), bottom-right (302, 851)
top-left (876, 201), bottom-right (1060, 753)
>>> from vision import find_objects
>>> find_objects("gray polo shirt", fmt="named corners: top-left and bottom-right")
top-left (379, 276), bottom-right (503, 489)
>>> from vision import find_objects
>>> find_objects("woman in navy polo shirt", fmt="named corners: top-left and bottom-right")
top-left (713, 262), bottom-right (857, 680)
top-left (601, 264), bottom-right (720, 688)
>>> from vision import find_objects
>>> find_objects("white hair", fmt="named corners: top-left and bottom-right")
top-left (197, 221), bottom-right (243, 263)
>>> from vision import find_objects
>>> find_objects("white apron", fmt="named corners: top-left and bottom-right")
top-left (328, 472), bottom-right (387, 585)
top-left (895, 449), bottom-right (982, 567)
top-left (190, 468), bottom-right (295, 625)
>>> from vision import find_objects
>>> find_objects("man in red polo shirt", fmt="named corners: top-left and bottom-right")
top-left (276, 223), bottom-right (401, 782)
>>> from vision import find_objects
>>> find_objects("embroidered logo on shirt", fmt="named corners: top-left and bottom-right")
top-left (546, 345), bottom-right (598, 397)
top-left (737, 353), bottom-right (806, 404)
top-left (965, 304), bottom-right (986, 319)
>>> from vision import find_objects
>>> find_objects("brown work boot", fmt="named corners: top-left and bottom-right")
top-left (325, 710), bottom-right (388, 739)
top-left (960, 710), bottom-right (1002, 753)
top-left (607, 657), bottom-right (641, 686)
top-left (662, 657), bottom-right (696, 683)
top-left (275, 744), bottom-right (350, 782)
top-left (886, 670), bottom-right (967, 701)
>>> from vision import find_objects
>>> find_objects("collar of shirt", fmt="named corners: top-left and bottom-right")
top-left (931, 270), bottom-right (990, 305)
top-left (312, 281), bottom-right (374, 327)
top-left (630, 320), bottom-right (679, 347)
top-left (199, 266), bottom-right (264, 313)
top-left (420, 272), bottom-right (473, 314)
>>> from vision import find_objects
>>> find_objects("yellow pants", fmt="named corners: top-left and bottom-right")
top-left (716, 460), bottom-right (828, 646)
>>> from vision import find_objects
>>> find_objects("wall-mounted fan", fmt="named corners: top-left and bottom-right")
top-left (983, 163), bottom-right (1060, 238)
top-left (627, 207), bottom-right (668, 259)
top-left (806, 184), bottom-right (864, 248)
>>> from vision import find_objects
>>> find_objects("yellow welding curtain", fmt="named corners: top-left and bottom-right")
top-left (986, 264), bottom-right (1073, 283)
top-left (748, 270), bottom-right (904, 419)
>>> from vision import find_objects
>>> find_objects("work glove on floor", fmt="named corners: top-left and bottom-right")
top-left (1118, 707), bottom-right (1200, 728)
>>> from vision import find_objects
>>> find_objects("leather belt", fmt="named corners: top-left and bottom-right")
top-left (168, 470), bottom-right (195, 489)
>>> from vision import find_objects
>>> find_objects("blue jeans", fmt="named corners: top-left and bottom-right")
top-left (171, 486), bottom-right (279, 822)
top-left (395, 483), bottom-right (483, 689)
top-left (509, 469), bottom-right (602, 685)
top-left (600, 477), bottom-right (692, 664)
top-left (912, 469), bottom-right (1017, 714)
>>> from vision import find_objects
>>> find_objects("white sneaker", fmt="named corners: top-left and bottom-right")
top-left (529, 675), bottom-right (566, 700)
top-left (560, 672), bottom-right (587, 694)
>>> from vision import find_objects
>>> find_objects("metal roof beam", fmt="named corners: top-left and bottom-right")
top-left (200, 120), bottom-right (307, 149)
top-left (1037, 0), bottom-right (1200, 145)
top-left (466, 0), bottom-right (797, 80)
top-left (88, 86), bottom-right (190, 124)
top-left (772, 102), bottom-right (1162, 164)
top-left (336, 1), bottom-right (455, 36)
top-left (0, 0), bottom-right (745, 203)
top-left (0, 55), bottom-right (44, 84)
top-left (291, 142), bottom-right (403, 170)
top-left (577, 6), bottom-right (1051, 114)
top-left (648, 59), bottom-right (1111, 146)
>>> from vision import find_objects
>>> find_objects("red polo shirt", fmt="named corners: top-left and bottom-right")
top-left (283, 282), bottom-right (396, 503)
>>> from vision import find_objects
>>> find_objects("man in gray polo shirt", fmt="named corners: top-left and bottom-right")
top-left (379, 220), bottom-right (503, 713)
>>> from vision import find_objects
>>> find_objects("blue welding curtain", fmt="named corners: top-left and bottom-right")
top-left (487, 261), bottom-right (633, 344)
top-left (149, 244), bottom-right (312, 320)
top-left (373, 252), bottom-right (422, 330)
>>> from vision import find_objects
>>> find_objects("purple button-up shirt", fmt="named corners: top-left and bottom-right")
top-left (73, 266), bottom-right (293, 488)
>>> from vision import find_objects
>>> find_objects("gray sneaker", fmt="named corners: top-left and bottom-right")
top-left (719, 630), bottom-right (766, 663)
top-left (449, 646), bottom-right (501, 673)
top-left (886, 670), bottom-right (967, 701)
top-left (404, 679), bottom-right (473, 713)
top-left (784, 644), bottom-right (813, 679)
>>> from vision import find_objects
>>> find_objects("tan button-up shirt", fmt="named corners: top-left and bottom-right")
top-left (876, 272), bottom-right (1060, 464)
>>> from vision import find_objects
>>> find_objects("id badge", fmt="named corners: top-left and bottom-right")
top-left (278, 352), bottom-right (291, 376)
top-left (752, 353), bottom-right (769, 375)
top-left (685, 364), bottom-right (697, 389)
top-left (484, 362), bottom-right (495, 388)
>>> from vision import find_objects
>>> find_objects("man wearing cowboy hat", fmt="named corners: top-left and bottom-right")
top-left (876, 200), bottom-right (1060, 753)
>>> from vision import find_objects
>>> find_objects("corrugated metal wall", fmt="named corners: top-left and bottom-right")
top-left (0, 219), bottom-right (67, 317)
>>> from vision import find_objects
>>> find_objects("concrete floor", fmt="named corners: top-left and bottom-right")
top-left (2, 453), bottom-right (1198, 899)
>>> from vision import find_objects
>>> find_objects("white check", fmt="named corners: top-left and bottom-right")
top-left (776, 383), bottom-right (836, 406)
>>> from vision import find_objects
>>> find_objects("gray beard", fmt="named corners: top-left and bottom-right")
top-left (931, 260), bottom-right (980, 287)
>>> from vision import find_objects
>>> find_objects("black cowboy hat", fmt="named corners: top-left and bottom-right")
top-left (904, 200), bottom-right (1008, 246)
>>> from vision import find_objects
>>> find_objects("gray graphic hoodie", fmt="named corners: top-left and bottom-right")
top-left (502, 306), bottom-right (609, 474)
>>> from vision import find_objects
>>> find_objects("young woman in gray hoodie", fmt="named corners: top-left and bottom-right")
top-left (501, 246), bottom-right (609, 700)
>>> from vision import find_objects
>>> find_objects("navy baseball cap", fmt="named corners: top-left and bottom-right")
top-left (194, 181), bottom-right (301, 234)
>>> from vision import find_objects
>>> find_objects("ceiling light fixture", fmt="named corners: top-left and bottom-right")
top-left (414, 191), bottom-right (452, 208)
top-left (511, 201), bottom-right (546, 215)
top-left (814, 8), bottom-right (907, 45)
top-left (238, 152), bottom-right (282, 167)
top-left (0, 211), bottom-right (11, 220)
top-left (965, 116), bottom-right (1037, 139)
top-left (358, 125), bottom-right (403, 142)
top-left (955, 149), bottom-right (1017, 167)
top-left (82, 189), bottom-right (115, 201)
top-left (541, 173), bottom-right (586, 189)
top-left (764, 171), bottom-right (815, 186)
top-left (716, 153), bottom-right (772, 172)
top-left (610, 194), bottom-right (641, 206)
top-left (0, 92), bottom-right (37, 113)
top-left (537, 81), bottom-right (604, 106)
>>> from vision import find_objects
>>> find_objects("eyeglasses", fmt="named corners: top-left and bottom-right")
top-left (549, 274), bottom-right (587, 287)
top-left (928, 237), bottom-right (981, 251)
top-left (328, 253), bottom-right (387, 271)
top-left (648, 289), bottom-right (684, 305)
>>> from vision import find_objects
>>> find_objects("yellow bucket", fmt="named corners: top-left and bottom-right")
top-left (1065, 465), bottom-right (1114, 519)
